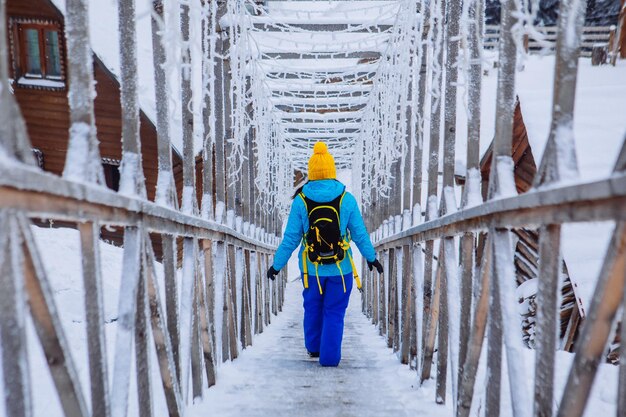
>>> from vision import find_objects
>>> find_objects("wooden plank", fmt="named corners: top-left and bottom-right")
top-left (135, 253), bottom-right (154, 417)
top-left (162, 234), bottom-right (180, 382)
top-left (77, 221), bottom-right (110, 417)
top-left (151, 0), bottom-right (177, 208)
top-left (111, 226), bottom-right (143, 417)
top-left (197, 243), bottom-right (217, 387)
top-left (380, 250), bottom-right (387, 336)
top-left (534, 224), bottom-right (562, 417)
top-left (19, 214), bottom-right (92, 417)
top-left (487, 0), bottom-right (518, 199)
top-left (180, 2), bottom-right (196, 214)
top-left (419, 240), bottom-right (436, 383)
top-left (494, 229), bottom-right (531, 417)
top-left (436, 241), bottom-right (449, 404)
top-left (144, 240), bottom-right (183, 417)
top-left (178, 237), bottom-right (198, 399)
top-left (557, 222), bottom-right (626, 417)
top-left (241, 250), bottom-right (252, 347)
top-left (442, 0), bottom-right (460, 196)
top-left (227, 244), bottom-right (239, 360)
top-left (63, 0), bottom-right (103, 183)
top-left (421, 244), bottom-right (443, 385)
top-left (534, 0), bottom-right (586, 187)
top-left (485, 236), bottom-right (503, 417)
top-left (458, 233), bottom-right (474, 388)
top-left (118, 0), bottom-right (145, 197)
top-left (457, 235), bottom-right (492, 417)
top-left (190, 284), bottom-right (203, 400)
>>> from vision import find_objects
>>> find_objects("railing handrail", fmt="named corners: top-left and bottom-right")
top-left (374, 173), bottom-right (626, 248)
top-left (0, 164), bottom-right (277, 251)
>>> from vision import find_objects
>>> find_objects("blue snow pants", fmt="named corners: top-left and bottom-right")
top-left (302, 273), bottom-right (353, 367)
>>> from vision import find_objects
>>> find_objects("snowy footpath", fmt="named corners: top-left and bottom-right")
top-left (188, 279), bottom-right (452, 417)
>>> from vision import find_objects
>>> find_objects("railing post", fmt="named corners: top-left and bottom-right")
top-left (0, 214), bottom-right (31, 417)
top-left (213, 0), bottom-right (228, 224)
top-left (457, 0), bottom-right (484, 408)
top-left (79, 222), bottom-right (111, 417)
top-left (180, 0), bottom-right (196, 215)
top-left (420, 0), bottom-right (445, 386)
top-left (63, 0), bottom-right (104, 183)
top-left (118, 0), bottom-right (146, 198)
top-left (152, 0), bottom-right (178, 207)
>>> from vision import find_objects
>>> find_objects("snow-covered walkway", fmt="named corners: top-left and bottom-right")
top-left (188, 279), bottom-right (452, 417)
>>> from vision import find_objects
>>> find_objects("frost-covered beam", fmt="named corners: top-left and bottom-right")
top-left (152, 0), bottom-right (177, 208)
top-left (275, 103), bottom-right (367, 112)
top-left (63, 0), bottom-right (104, 184)
top-left (279, 122), bottom-right (361, 130)
top-left (266, 82), bottom-right (373, 93)
top-left (118, 0), bottom-right (145, 198)
top-left (282, 132), bottom-right (359, 140)
top-left (261, 51), bottom-right (381, 60)
top-left (180, 2), bottom-right (197, 215)
top-left (270, 95), bottom-right (369, 106)
top-left (252, 22), bottom-right (392, 32)
top-left (275, 110), bottom-right (362, 121)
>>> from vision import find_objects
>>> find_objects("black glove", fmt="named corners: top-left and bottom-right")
top-left (367, 259), bottom-right (384, 274)
top-left (267, 266), bottom-right (279, 280)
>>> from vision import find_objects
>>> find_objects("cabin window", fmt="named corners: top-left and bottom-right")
top-left (102, 159), bottom-right (121, 192)
top-left (10, 19), bottom-right (65, 88)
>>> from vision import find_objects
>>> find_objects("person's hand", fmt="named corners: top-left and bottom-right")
top-left (367, 259), bottom-right (384, 274)
top-left (267, 266), bottom-right (279, 280)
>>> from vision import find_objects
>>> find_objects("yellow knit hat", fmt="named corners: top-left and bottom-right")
top-left (307, 141), bottom-right (336, 181)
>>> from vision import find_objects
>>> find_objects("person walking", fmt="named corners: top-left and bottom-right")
top-left (266, 141), bottom-right (384, 366)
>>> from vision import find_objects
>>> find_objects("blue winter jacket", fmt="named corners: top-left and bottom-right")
top-left (272, 179), bottom-right (376, 276)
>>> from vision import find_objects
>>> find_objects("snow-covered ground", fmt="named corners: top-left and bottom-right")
top-left (187, 277), bottom-right (453, 417)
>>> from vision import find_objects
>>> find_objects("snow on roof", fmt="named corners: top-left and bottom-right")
top-left (48, 0), bottom-right (200, 154)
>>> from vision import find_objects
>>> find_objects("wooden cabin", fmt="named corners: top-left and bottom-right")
top-left (478, 100), bottom-right (583, 353)
top-left (5, 0), bottom-right (177, 199)
top-left (4, 0), bottom-right (203, 253)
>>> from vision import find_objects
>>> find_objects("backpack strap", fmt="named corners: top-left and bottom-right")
top-left (298, 192), bottom-right (308, 212)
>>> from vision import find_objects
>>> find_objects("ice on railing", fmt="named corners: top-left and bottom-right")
top-left (215, 201), bottom-right (226, 225)
top-left (444, 238), bottom-right (461, 411)
top-left (443, 186), bottom-right (458, 215)
top-left (119, 151), bottom-right (142, 196)
top-left (412, 242), bottom-right (424, 371)
top-left (494, 156), bottom-right (517, 198)
top-left (494, 231), bottom-right (531, 417)
top-left (226, 210), bottom-right (236, 229)
top-left (464, 168), bottom-right (482, 208)
top-left (427, 195), bottom-right (439, 220)
top-left (213, 242), bottom-right (226, 365)
top-left (235, 248), bottom-right (244, 348)
top-left (181, 185), bottom-right (196, 215)
top-left (179, 238), bottom-right (196, 401)
top-left (63, 122), bottom-right (95, 182)
top-left (412, 203), bottom-right (421, 227)
top-left (553, 124), bottom-right (580, 183)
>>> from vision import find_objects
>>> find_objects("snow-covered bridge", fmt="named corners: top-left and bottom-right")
top-left (0, 0), bottom-right (625, 417)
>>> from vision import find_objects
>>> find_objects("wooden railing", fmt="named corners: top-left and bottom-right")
top-left (362, 1), bottom-right (626, 417)
top-left (0, 1), bottom-right (283, 417)
top-left (483, 24), bottom-right (614, 57)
